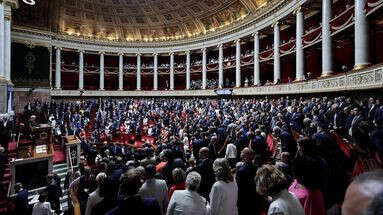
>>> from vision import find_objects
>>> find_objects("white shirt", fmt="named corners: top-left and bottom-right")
top-left (267, 190), bottom-right (305, 215)
top-left (209, 180), bottom-right (238, 215)
top-left (32, 201), bottom-right (52, 215)
top-left (167, 190), bottom-right (209, 215)
top-left (139, 178), bottom-right (168, 214)
top-left (225, 144), bottom-right (237, 159)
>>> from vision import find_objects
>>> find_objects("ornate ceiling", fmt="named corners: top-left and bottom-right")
top-left (13, 0), bottom-right (268, 42)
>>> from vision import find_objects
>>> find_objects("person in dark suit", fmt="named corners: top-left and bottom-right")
top-left (0, 147), bottom-right (7, 197)
top-left (333, 106), bottom-right (348, 136)
top-left (279, 125), bottom-right (297, 155)
top-left (0, 114), bottom-right (12, 152)
top-left (368, 98), bottom-right (379, 122)
top-left (106, 169), bottom-right (161, 215)
top-left (349, 107), bottom-right (364, 137)
top-left (195, 147), bottom-right (215, 200)
top-left (14, 183), bottom-right (29, 215)
top-left (46, 174), bottom-right (62, 214)
top-left (236, 148), bottom-right (259, 215)
top-left (77, 167), bottom-right (96, 214)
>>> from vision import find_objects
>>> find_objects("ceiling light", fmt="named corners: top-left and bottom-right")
top-left (23, 0), bottom-right (36, 5)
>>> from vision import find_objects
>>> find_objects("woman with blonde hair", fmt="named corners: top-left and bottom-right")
top-left (255, 165), bottom-right (304, 215)
top-left (209, 158), bottom-right (238, 215)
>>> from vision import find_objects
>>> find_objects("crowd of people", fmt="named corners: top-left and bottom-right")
top-left (2, 95), bottom-right (383, 215)
top-left (190, 79), bottom-right (219, 90)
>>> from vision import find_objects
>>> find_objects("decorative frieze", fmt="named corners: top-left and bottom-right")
top-left (51, 65), bottom-right (383, 97)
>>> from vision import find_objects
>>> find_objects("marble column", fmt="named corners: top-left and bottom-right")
top-left (186, 50), bottom-right (191, 90)
top-left (218, 44), bottom-right (224, 88)
top-left (354, 0), bottom-right (370, 69)
top-left (322, 0), bottom-right (333, 76)
top-left (0, 2), bottom-right (4, 79)
top-left (153, 53), bottom-right (158, 90)
top-left (136, 53), bottom-right (141, 90)
top-left (169, 52), bottom-right (174, 90)
top-left (253, 32), bottom-right (260, 86)
top-left (118, 53), bottom-right (124, 90)
top-left (99, 52), bottom-right (104, 90)
top-left (4, 4), bottom-right (11, 82)
top-left (202, 48), bottom-right (207, 89)
top-left (55, 47), bottom-right (62, 89)
top-left (273, 22), bottom-right (281, 83)
top-left (235, 39), bottom-right (241, 87)
top-left (296, 7), bottom-right (305, 81)
top-left (78, 50), bottom-right (84, 90)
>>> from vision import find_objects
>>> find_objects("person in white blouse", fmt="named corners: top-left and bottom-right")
top-left (225, 143), bottom-right (237, 168)
top-left (167, 171), bottom-right (210, 215)
top-left (209, 158), bottom-right (238, 215)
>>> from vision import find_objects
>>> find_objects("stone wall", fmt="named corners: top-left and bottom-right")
top-left (13, 88), bottom-right (50, 113)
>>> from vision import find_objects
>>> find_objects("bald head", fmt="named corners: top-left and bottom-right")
top-left (342, 170), bottom-right (383, 215)
top-left (199, 147), bottom-right (209, 159)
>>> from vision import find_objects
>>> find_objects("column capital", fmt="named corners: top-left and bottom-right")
top-left (77, 49), bottom-right (85, 53)
top-left (55, 46), bottom-right (62, 50)
top-left (136, 53), bottom-right (141, 56)
top-left (201, 47), bottom-right (206, 52)
top-left (169, 51), bottom-right (174, 56)
top-left (271, 21), bottom-right (279, 28)
top-left (217, 44), bottom-right (223, 48)
top-left (251, 31), bottom-right (259, 37)
top-left (234, 39), bottom-right (241, 44)
top-left (152, 53), bottom-right (158, 56)
top-left (185, 50), bottom-right (191, 55)
top-left (3, 0), bottom-right (19, 9)
top-left (293, 6), bottom-right (302, 15)
top-left (118, 52), bottom-right (124, 56)
top-left (98, 51), bottom-right (105, 55)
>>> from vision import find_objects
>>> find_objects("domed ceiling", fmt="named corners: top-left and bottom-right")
top-left (13, 0), bottom-right (269, 42)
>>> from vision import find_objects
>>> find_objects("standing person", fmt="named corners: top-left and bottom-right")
top-left (209, 158), bottom-right (238, 215)
top-left (139, 164), bottom-right (169, 215)
top-left (32, 192), bottom-right (52, 215)
top-left (236, 148), bottom-right (258, 215)
top-left (0, 114), bottom-right (12, 152)
top-left (255, 165), bottom-right (305, 215)
top-left (167, 171), bottom-right (209, 215)
top-left (168, 168), bottom-right (186, 200)
top-left (225, 142), bottom-right (237, 169)
top-left (288, 156), bottom-right (326, 215)
top-left (46, 174), bottom-right (62, 214)
top-left (106, 169), bottom-right (161, 215)
top-left (0, 147), bottom-right (7, 197)
top-left (195, 147), bottom-right (215, 200)
top-left (77, 167), bottom-right (96, 215)
top-left (14, 183), bottom-right (29, 215)
top-left (85, 172), bottom-right (107, 215)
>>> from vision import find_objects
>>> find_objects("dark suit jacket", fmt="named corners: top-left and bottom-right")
top-left (15, 189), bottom-right (29, 215)
top-left (106, 195), bottom-right (161, 215)
top-left (195, 158), bottom-right (215, 200)
top-left (236, 162), bottom-right (258, 215)
top-left (280, 130), bottom-right (297, 155)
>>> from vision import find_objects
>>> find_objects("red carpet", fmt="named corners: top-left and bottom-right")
top-left (53, 144), bottom-right (66, 164)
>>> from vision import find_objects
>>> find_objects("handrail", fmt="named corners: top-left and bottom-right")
top-left (67, 138), bottom-right (74, 172)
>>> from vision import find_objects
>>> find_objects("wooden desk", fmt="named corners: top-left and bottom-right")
top-left (64, 135), bottom-right (81, 169)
